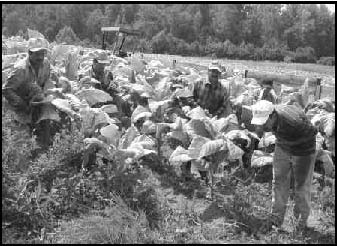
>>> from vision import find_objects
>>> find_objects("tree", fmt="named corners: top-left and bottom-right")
top-left (105, 4), bottom-right (122, 25)
top-left (86, 8), bottom-right (109, 44)
top-left (242, 4), bottom-right (263, 47)
top-left (135, 4), bottom-right (166, 40)
top-left (1, 3), bottom-right (335, 62)
top-left (259, 4), bottom-right (284, 46)
top-left (3, 11), bottom-right (25, 36)
top-left (55, 26), bottom-right (80, 44)
top-left (167, 5), bottom-right (196, 43)
top-left (199, 4), bottom-right (211, 43)
top-left (211, 4), bottom-right (245, 44)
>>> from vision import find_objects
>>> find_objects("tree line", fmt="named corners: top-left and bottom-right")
top-left (2, 4), bottom-right (336, 64)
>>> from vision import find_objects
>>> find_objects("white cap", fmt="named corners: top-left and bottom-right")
top-left (250, 100), bottom-right (275, 125)
top-left (28, 38), bottom-right (48, 52)
top-left (208, 61), bottom-right (221, 72)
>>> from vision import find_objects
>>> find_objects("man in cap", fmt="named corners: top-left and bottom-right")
top-left (258, 79), bottom-right (278, 104)
top-left (250, 100), bottom-right (317, 231)
top-left (192, 61), bottom-right (231, 118)
top-left (3, 40), bottom-right (55, 148)
top-left (90, 51), bottom-right (110, 86)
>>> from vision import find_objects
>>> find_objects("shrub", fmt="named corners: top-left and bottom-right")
top-left (137, 38), bottom-right (152, 53)
top-left (176, 39), bottom-right (191, 56)
top-left (223, 39), bottom-right (238, 59)
top-left (189, 41), bottom-right (201, 56)
top-left (282, 50), bottom-right (296, 63)
top-left (317, 57), bottom-right (335, 66)
top-left (55, 26), bottom-right (80, 45)
top-left (284, 56), bottom-right (295, 63)
top-left (151, 30), bottom-right (170, 54)
top-left (78, 38), bottom-right (95, 48)
top-left (294, 46), bottom-right (316, 63)
top-left (253, 47), bottom-right (263, 60)
top-left (238, 42), bottom-right (254, 60)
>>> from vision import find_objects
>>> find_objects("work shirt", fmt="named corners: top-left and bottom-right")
top-left (271, 105), bottom-right (317, 156)
top-left (2, 57), bottom-right (53, 122)
top-left (192, 77), bottom-right (230, 116)
top-left (259, 87), bottom-right (278, 104)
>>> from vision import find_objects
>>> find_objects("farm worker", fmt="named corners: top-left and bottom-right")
top-left (2, 39), bottom-right (55, 148)
top-left (258, 79), bottom-right (278, 104)
top-left (90, 51), bottom-right (110, 87)
top-left (192, 61), bottom-right (231, 118)
top-left (250, 100), bottom-right (318, 230)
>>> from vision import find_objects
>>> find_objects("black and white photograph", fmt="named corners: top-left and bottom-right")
top-left (2, 2), bottom-right (336, 244)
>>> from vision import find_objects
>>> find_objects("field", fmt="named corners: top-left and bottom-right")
top-left (145, 54), bottom-right (336, 99)
top-left (2, 53), bottom-right (336, 244)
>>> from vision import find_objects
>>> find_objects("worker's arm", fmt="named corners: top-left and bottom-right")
top-left (270, 89), bottom-right (278, 104)
top-left (41, 59), bottom-right (55, 91)
top-left (2, 69), bottom-right (30, 112)
top-left (216, 81), bottom-right (231, 117)
top-left (189, 79), bottom-right (201, 107)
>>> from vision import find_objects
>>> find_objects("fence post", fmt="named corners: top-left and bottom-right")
top-left (172, 59), bottom-right (176, 69)
top-left (244, 70), bottom-right (248, 78)
top-left (314, 78), bottom-right (322, 100)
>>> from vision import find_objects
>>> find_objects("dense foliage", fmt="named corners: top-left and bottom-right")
top-left (2, 4), bottom-right (335, 62)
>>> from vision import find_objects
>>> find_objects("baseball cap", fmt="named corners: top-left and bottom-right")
top-left (208, 61), bottom-right (221, 72)
top-left (96, 52), bottom-right (110, 64)
top-left (260, 79), bottom-right (274, 88)
top-left (250, 100), bottom-right (275, 125)
top-left (28, 38), bottom-right (48, 52)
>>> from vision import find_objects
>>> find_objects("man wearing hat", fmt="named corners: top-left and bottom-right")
top-left (90, 51), bottom-right (110, 87)
top-left (258, 79), bottom-right (278, 104)
top-left (192, 61), bottom-right (231, 118)
top-left (3, 40), bottom-right (55, 148)
top-left (250, 100), bottom-right (318, 231)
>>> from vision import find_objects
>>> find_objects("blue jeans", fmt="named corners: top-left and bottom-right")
top-left (272, 145), bottom-right (316, 226)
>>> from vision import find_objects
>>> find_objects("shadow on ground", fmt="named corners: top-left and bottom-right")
top-left (139, 154), bottom-right (205, 199)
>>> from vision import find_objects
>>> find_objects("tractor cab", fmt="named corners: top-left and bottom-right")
top-left (101, 27), bottom-right (140, 58)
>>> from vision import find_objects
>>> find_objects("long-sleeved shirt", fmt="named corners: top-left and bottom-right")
top-left (192, 77), bottom-right (231, 116)
top-left (259, 87), bottom-right (278, 104)
top-left (271, 104), bottom-right (317, 156)
top-left (2, 57), bottom-right (53, 122)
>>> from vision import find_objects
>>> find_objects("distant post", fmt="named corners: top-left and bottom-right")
top-left (173, 59), bottom-right (177, 69)
top-left (314, 78), bottom-right (322, 100)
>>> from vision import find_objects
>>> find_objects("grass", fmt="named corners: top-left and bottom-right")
top-left (144, 53), bottom-right (335, 78)
top-left (143, 53), bottom-right (336, 99)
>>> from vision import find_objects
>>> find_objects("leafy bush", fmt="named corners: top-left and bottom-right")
top-left (189, 41), bottom-right (202, 56)
top-left (151, 30), bottom-right (170, 54)
top-left (137, 38), bottom-right (152, 53)
top-left (238, 42), bottom-right (255, 60)
top-left (223, 39), bottom-right (238, 59)
top-left (294, 46), bottom-right (317, 63)
top-left (55, 26), bottom-right (80, 45)
top-left (317, 57), bottom-right (335, 66)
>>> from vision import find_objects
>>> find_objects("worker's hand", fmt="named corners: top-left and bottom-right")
top-left (215, 107), bottom-right (224, 118)
top-left (29, 83), bottom-right (44, 96)
top-left (31, 94), bottom-right (44, 103)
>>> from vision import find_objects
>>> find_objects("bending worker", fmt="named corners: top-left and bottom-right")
top-left (250, 100), bottom-right (317, 231)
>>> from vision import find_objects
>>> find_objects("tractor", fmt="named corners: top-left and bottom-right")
top-left (101, 26), bottom-right (140, 58)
